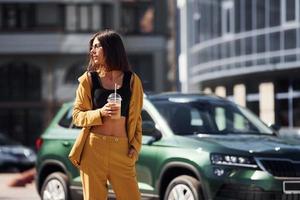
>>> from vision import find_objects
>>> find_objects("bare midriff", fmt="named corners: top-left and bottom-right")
top-left (90, 116), bottom-right (127, 137)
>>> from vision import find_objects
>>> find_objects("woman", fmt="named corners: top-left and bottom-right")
top-left (71, 30), bottom-right (143, 200)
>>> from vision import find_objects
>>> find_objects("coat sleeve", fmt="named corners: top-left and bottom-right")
top-left (129, 73), bottom-right (144, 153)
top-left (72, 72), bottom-right (103, 127)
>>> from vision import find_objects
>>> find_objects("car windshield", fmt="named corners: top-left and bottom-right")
top-left (152, 99), bottom-right (273, 136)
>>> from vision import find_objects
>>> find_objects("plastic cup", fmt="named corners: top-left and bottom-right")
top-left (107, 93), bottom-right (122, 119)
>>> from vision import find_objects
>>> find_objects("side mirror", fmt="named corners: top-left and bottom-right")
top-left (269, 124), bottom-right (281, 136)
top-left (270, 124), bottom-right (281, 131)
top-left (142, 121), bottom-right (162, 145)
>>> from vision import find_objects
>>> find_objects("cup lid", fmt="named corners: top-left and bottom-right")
top-left (107, 93), bottom-right (122, 101)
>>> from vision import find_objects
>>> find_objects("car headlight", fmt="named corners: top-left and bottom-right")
top-left (210, 153), bottom-right (257, 168)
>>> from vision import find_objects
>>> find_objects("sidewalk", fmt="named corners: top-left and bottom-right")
top-left (0, 173), bottom-right (40, 200)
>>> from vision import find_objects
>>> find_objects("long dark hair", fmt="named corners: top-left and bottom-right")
top-left (87, 29), bottom-right (131, 72)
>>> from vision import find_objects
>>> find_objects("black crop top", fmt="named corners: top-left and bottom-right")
top-left (90, 71), bottom-right (132, 117)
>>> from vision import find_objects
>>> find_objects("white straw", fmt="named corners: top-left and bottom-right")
top-left (114, 83), bottom-right (117, 102)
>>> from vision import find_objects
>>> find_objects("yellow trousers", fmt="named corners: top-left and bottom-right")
top-left (80, 133), bottom-right (140, 200)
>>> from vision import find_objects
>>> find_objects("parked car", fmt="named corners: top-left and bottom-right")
top-left (0, 133), bottom-right (36, 172)
top-left (36, 93), bottom-right (300, 200)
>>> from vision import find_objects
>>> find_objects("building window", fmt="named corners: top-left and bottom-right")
top-left (102, 4), bottom-right (114, 29)
top-left (92, 4), bottom-right (101, 31)
top-left (245, 37), bottom-right (253, 55)
top-left (2, 4), bottom-right (19, 29)
top-left (0, 5), bottom-right (2, 28)
top-left (36, 4), bottom-right (63, 29)
top-left (269, 32), bottom-right (281, 64)
top-left (245, 0), bottom-right (252, 31)
top-left (221, 0), bottom-right (234, 37)
top-left (284, 29), bottom-right (297, 62)
top-left (281, 0), bottom-right (298, 25)
top-left (1, 4), bottom-right (33, 30)
top-left (65, 5), bottom-right (76, 31)
top-left (269, 0), bottom-right (280, 27)
top-left (66, 4), bottom-right (93, 32)
top-left (128, 55), bottom-right (154, 91)
top-left (1, 3), bottom-right (65, 31)
top-left (257, 35), bottom-right (266, 53)
top-left (65, 3), bottom-right (113, 32)
top-left (256, 0), bottom-right (266, 29)
top-left (79, 5), bottom-right (90, 31)
top-left (121, 1), bottom-right (155, 34)
top-left (234, 0), bottom-right (241, 33)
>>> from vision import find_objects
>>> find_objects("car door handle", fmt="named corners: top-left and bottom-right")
top-left (62, 141), bottom-right (71, 147)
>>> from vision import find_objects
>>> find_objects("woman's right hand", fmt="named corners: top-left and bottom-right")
top-left (100, 103), bottom-right (119, 117)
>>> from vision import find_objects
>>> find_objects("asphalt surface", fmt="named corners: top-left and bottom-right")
top-left (0, 173), bottom-right (40, 200)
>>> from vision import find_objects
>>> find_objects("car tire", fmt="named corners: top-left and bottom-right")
top-left (41, 172), bottom-right (71, 200)
top-left (164, 175), bottom-right (204, 200)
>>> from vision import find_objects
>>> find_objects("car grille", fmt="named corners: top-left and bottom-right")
top-left (258, 159), bottom-right (300, 177)
top-left (215, 184), bottom-right (300, 200)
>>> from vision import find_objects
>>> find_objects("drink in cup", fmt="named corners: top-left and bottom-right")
top-left (107, 93), bottom-right (122, 119)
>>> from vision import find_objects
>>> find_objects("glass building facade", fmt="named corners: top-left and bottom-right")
top-left (178, 0), bottom-right (300, 130)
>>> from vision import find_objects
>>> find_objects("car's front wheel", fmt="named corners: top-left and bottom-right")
top-left (41, 172), bottom-right (70, 200)
top-left (164, 175), bottom-right (204, 200)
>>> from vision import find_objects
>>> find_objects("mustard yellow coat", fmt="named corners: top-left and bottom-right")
top-left (69, 71), bottom-right (143, 168)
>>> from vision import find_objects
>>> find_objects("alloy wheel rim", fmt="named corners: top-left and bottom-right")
top-left (43, 179), bottom-right (65, 200)
top-left (167, 184), bottom-right (195, 200)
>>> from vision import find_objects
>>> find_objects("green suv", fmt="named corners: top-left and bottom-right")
top-left (36, 93), bottom-right (300, 200)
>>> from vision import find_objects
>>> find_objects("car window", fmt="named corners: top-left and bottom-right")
top-left (142, 110), bottom-right (154, 123)
top-left (191, 108), bottom-right (204, 126)
top-left (141, 110), bottom-right (157, 136)
top-left (58, 107), bottom-right (73, 128)
top-left (153, 102), bottom-right (209, 135)
top-left (214, 107), bottom-right (226, 130)
top-left (152, 100), bottom-right (273, 135)
top-left (213, 105), bottom-right (259, 133)
top-left (214, 107), bottom-right (252, 131)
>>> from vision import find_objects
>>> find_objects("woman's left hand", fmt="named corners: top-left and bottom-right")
top-left (128, 147), bottom-right (137, 159)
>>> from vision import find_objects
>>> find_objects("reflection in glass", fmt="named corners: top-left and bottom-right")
top-left (269, 0), bottom-right (280, 27)
top-left (285, 0), bottom-right (296, 22)
top-left (270, 32), bottom-right (280, 51)
top-left (234, 0), bottom-right (241, 33)
top-left (257, 35), bottom-right (265, 53)
top-left (245, 0), bottom-right (252, 31)
top-left (284, 29), bottom-right (296, 49)
top-left (284, 29), bottom-right (297, 62)
top-left (235, 39), bottom-right (241, 56)
top-left (256, 0), bottom-right (266, 29)
top-left (245, 37), bottom-right (252, 55)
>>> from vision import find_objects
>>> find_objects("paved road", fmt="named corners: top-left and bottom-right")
top-left (0, 173), bottom-right (152, 200)
top-left (0, 173), bottom-right (40, 200)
